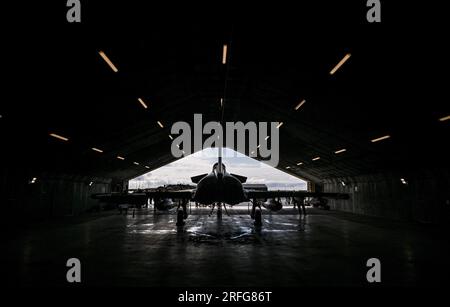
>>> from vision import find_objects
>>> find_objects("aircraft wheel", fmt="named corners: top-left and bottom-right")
top-left (254, 209), bottom-right (262, 226)
top-left (176, 209), bottom-right (185, 226)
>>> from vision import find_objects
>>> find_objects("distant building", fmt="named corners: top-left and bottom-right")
top-left (163, 184), bottom-right (196, 191)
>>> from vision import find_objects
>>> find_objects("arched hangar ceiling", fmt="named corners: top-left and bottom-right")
top-left (1, 2), bottom-right (449, 184)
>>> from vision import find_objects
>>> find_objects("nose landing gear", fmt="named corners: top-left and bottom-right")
top-left (208, 202), bottom-right (229, 220)
top-left (251, 199), bottom-right (263, 226)
top-left (217, 203), bottom-right (222, 220)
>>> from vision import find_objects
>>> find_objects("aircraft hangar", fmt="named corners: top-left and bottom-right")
top-left (1, 1), bottom-right (449, 290)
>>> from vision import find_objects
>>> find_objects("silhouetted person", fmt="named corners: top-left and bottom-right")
top-left (294, 197), bottom-right (306, 216)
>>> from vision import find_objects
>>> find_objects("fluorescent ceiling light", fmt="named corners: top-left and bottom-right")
top-left (330, 53), bottom-right (351, 75)
top-left (257, 145), bottom-right (261, 149)
top-left (312, 157), bottom-right (321, 161)
top-left (400, 178), bottom-right (408, 185)
top-left (92, 147), bottom-right (103, 153)
top-left (157, 121), bottom-right (164, 128)
top-left (265, 136), bottom-right (270, 141)
top-left (296, 162), bottom-right (303, 166)
top-left (341, 181), bottom-right (346, 187)
top-left (371, 135), bottom-right (391, 143)
top-left (276, 122), bottom-right (283, 129)
top-left (222, 44), bottom-right (228, 64)
top-left (134, 162), bottom-right (140, 166)
top-left (286, 166), bottom-right (291, 169)
top-left (117, 156), bottom-right (125, 160)
top-left (220, 98), bottom-right (223, 107)
top-left (294, 99), bottom-right (306, 111)
top-left (138, 98), bottom-right (148, 109)
top-left (98, 51), bottom-right (118, 73)
top-left (49, 133), bottom-right (69, 142)
top-left (169, 135), bottom-right (173, 140)
top-left (145, 166), bottom-right (150, 169)
top-left (89, 181), bottom-right (94, 186)
top-left (334, 148), bottom-right (347, 154)
top-left (439, 115), bottom-right (450, 122)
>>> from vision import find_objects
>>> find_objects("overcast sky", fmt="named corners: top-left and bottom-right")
top-left (129, 148), bottom-right (306, 190)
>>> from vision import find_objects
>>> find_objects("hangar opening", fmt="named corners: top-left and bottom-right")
top-left (129, 147), bottom-right (307, 190)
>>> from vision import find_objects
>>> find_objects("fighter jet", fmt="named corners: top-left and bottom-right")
top-left (92, 153), bottom-right (348, 226)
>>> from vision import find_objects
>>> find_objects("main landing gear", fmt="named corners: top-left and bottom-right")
top-left (176, 199), bottom-right (188, 226)
top-left (250, 199), bottom-right (262, 226)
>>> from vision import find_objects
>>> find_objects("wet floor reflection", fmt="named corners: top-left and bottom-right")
top-left (124, 208), bottom-right (308, 243)
top-left (171, 212), bottom-right (307, 245)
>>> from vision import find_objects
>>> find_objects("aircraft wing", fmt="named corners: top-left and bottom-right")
top-left (92, 192), bottom-right (149, 203)
top-left (245, 190), bottom-right (349, 200)
top-left (92, 190), bottom-right (195, 202)
top-left (146, 190), bottom-right (195, 199)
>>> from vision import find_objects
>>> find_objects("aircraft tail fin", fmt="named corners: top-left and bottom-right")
top-left (218, 146), bottom-right (223, 174)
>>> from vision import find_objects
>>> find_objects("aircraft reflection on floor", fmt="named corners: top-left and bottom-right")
top-left (125, 205), bottom-right (308, 241)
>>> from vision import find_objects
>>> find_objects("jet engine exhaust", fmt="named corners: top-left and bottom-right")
top-left (154, 198), bottom-right (176, 211)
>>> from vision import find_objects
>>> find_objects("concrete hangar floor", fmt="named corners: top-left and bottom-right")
top-left (5, 203), bottom-right (449, 287)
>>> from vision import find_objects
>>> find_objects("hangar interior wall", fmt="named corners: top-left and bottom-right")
top-left (324, 169), bottom-right (450, 224)
top-left (0, 168), bottom-right (113, 223)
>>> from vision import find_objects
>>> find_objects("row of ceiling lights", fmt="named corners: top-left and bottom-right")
top-left (280, 53), bottom-right (449, 171)
top-left (279, 53), bottom-right (394, 169)
top-left (98, 47), bottom-right (449, 166)
top-left (286, 134), bottom-right (392, 169)
top-left (48, 132), bottom-right (151, 170)
top-left (43, 44), bottom-right (449, 181)
top-left (29, 175), bottom-right (96, 187)
top-left (6, 47), bottom-right (159, 186)
top-left (99, 51), bottom-right (171, 137)
top-left (29, 51), bottom-right (157, 185)
top-left (339, 176), bottom-right (409, 188)
top-left (29, 176), bottom-right (96, 187)
top-left (95, 48), bottom-right (450, 170)
top-left (45, 50), bottom-right (171, 178)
